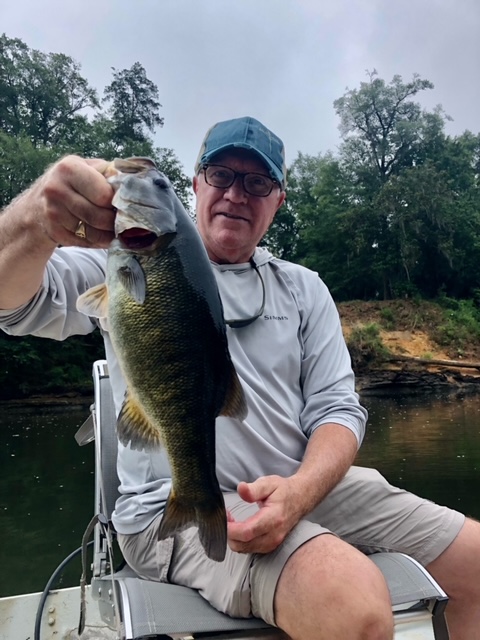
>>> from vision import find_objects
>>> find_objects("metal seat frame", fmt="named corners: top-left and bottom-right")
top-left (87, 359), bottom-right (450, 640)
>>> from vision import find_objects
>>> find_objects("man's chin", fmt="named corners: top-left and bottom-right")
top-left (206, 233), bottom-right (253, 264)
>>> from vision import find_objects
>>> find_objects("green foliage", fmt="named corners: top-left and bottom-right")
top-left (346, 323), bottom-right (389, 372)
top-left (0, 331), bottom-right (104, 399)
top-left (334, 70), bottom-right (436, 182)
top-left (0, 34), bottom-right (192, 210)
top-left (379, 307), bottom-right (396, 330)
top-left (0, 33), bottom-right (99, 148)
top-left (103, 62), bottom-right (164, 143)
top-left (433, 298), bottom-right (480, 353)
top-left (261, 201), bottom-right (299, 260)
top-left (288, 71), bottom-right (480, 302)
top-left (0, 131), bottom-right (58, 208)
top-left (0, 35), bottom-right (194, 398)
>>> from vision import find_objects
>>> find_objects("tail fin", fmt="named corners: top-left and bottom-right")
top-left (158, 490), bottom-right (227, 562)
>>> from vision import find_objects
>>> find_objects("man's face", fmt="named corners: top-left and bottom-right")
top-left (193, 149), bottom-right (285, 264)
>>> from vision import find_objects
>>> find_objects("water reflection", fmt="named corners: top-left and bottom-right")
top-left (0, 403), bottom-right (93, 597)
top-left (1, 391), bottom-right (480, 597)
top-left (358, 392), bottom-right (480, 519)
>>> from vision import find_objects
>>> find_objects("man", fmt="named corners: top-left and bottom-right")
top-left (0, 116), bottom-right (479, 640)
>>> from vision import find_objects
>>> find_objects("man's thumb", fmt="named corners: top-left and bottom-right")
top-left (237, 478), bottom-right (269, 503)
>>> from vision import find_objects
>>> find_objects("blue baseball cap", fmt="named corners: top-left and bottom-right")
top-left (195, 116), bottom-right (287, 187)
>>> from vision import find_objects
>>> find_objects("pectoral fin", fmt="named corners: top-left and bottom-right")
top-left (117, 391), bottom-right (162, 451)
top-left (117, 257), bottom-right (146, 304)
top-left (219, 361), bottom-right (248, 421)
top-left (77, 284), bottom-right (109, 323)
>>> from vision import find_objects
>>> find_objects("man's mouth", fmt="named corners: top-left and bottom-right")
top-left (218, 212), bottom-right (249, 222)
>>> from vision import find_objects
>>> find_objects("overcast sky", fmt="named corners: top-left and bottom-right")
top-left (2, 0), bottom-right (479, 176)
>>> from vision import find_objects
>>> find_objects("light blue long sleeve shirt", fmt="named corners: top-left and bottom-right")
top-left (0, 246), bottom-right (367, 534)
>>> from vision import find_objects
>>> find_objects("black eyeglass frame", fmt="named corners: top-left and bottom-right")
top-left (201, 164), bottom-right (279, 197)
top-left (224, 259), bottom-right (266, 329)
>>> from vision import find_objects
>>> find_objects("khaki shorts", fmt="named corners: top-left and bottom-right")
top-left (117, 466), bottom-right (465, 626)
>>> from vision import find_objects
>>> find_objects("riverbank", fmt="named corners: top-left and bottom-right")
top-left (2, 299), bottom-right (480, 405)
top-left (0, 391), bottom-right (93, 408)
top-left (338, 299), bottom-right (480, 394)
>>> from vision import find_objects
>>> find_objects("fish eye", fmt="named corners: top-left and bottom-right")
top-left (153, 177), bottom-right (170, 190)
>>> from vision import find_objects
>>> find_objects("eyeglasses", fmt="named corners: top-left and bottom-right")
top-left (225, 259), bottom-right (266, 329)
top-left (202, 164), bottom-right (279, 197)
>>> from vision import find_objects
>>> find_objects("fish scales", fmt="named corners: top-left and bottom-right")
top-left (110, 246), bottom-right (227, 492)
top-left (77, 157), bottom-right (247, 561)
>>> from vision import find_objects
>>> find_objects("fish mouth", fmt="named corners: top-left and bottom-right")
top-left (118, 227), bottom-right (158, 250)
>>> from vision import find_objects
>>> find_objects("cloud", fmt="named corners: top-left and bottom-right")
top-left (1, 0), bottom-right (479, 175)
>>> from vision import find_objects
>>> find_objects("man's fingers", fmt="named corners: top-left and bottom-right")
top-left (36, 156), bottom-right (116, 247)
top-left (72, 224), bottom-right (115, 248)
top-left (56, 156), bottom-right (114, 209)
top-left (237, 476), bottom-right (280, 504)
top-left (237, 481), bottom-right (255, 503)
top-left (228, 510), bottom-right (264, 542)
top-left (228, 521), bottom-right (285, 554)
top-left (84, 158), bottom-right (113, 174)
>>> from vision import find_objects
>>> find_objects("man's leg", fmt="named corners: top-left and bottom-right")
top-left (426, 517), bottom-right (480, 639)
top-left (308, 466), bottom-right (472, 639)
top-left (119, 494), bottom-right (394, 639)
top-left (274, 533), bottom-right (394, 640)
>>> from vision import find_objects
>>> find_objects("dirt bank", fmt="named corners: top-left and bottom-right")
top-left (338, 300), bottom-right (480, 394)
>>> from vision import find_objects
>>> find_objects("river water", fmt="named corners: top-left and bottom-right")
top-left (1, 390), bottom-right (480, 597)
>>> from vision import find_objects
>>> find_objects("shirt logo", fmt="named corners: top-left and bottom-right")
top-left (263, 314), bottom-right (289, 321)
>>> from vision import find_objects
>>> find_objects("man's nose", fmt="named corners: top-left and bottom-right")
top-left (223, 176), bottom-right (248, 203)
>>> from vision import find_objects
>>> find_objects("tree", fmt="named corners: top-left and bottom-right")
top-left (288, 152), bottom-right (377, 299)
top-left (152, 147), bottom-right (193, 214)
top-left (260, 201), bottom-right (299, 260)
top-left (328, 71), bottom-right (470, 299)
top-left (372, 163), bottom-right (456, 297)
top-left (0, 34), bottom-right (28, 135)
top-left (0, 131), bottom-right (57, 208)
top-left (103, 62), bottom-right (163, 145)
top-left (0, 37), bottom-right (192, 212)
top-left (281, 73), bottom-right (480, 300)
top-left (0, 33), bottom-right (99, 148)
top-left (334, 70), bottom-right (438, 183)
top-left (0, 37), bottom-right (196, 399)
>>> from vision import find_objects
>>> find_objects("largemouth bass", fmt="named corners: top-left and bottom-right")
top-left (77, 158), bottom-right (247, 562)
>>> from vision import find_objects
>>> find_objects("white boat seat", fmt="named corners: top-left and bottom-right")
top-left (84, 360), bottom-right (450, 640)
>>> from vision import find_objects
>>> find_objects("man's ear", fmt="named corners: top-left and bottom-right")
top-left (192, 175), bottom-right (199, 194)
top-left (276, 190), bottom-right (286, 210)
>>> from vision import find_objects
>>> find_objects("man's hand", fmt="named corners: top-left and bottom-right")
top-left (227, 475), bottom-right (305, 554)
top-left (0, 155), bottom-right (116, 310)
top-left (227, 425), bottom-right (359, 556)
top-left (32, 155), bottom-right (116, 249)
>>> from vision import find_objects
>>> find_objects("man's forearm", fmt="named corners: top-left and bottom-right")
top-left (0, 156), bottom-right (115, 311)
top-left (290, 423), bottom-right (358, 518)
top-left (0, 192), bottom-right (56, 310)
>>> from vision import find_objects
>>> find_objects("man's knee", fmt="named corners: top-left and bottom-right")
top-left (427, 517), bottom-right (480, 599)
top-left (274, 535), bottom-right (393, 640)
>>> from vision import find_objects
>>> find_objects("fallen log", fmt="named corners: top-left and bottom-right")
top-left (386, 354), bottom-right (480, 371)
